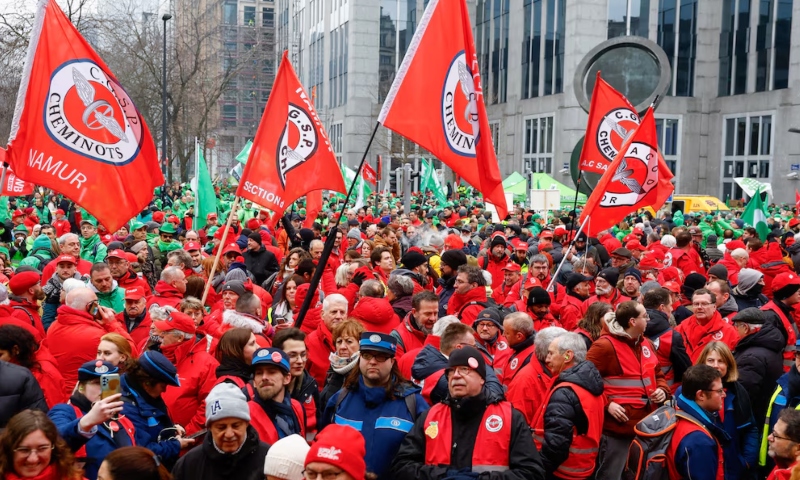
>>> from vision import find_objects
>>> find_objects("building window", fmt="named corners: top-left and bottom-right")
top-left (655, 116), bottom-right (680, 179)
top-left (244, 6), bottom-right (256, 26)
top-left (658, 0), bottom-right (697, 96)
top-left (756, 0), bottom-right (792, 91)
top-left (223, 2), bottom-right (237, 24)
top-left (329, 22), bottom-right (348, 108)
top-left (719, 0), bottom-right (751, 96)
top-left (263, 7), bottom-right (274, 27)
top-left (489, 121), bottom-right (500, 155)
top-left (222, 104), bottom-right (237, 128)
top-left (608, 0), bottom-right (650, 38)
top-left (520, 0), bottom-right (563, 99)
top-left (330, 122), bottom-right (343, 165)
top-left (523, 115), bottom-right (554, 174)
top-left (722, 114), bottom-right (773, 201)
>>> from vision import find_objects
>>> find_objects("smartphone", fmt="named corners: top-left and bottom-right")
top-left (186, 429), bottom-right (207, 439)
top-left (100, 374), bottom-right (121, 399)
top-left (88, 301), bottom-right (100, 320)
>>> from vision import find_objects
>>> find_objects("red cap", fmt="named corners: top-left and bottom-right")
top-left (638, 254), bottom-right (663, 270)
top-left (106, 249), bottom-right (127, 260)
top-left (54, 255), bottom-right (78, 265)
top-left (539, 230), bottom-right (554, 239)
top-left (124, 286), bottom-right (146, 300)
top-left (632, 227), bottom-right (644, 235)
top-left (222, 243), bottom-right (241, 256)
top-left (246, 218), bottom-right (261, 230)
top-left (8, 271), bottom-right (41, 295)
top-left (789, 218), bottom-right (800, 228)
top-left (124, 252), bottom-right (138, 263)
top-left (55, 209), bottom-right (65, 216)
top-left (726, 240), bottom-right (746, 251)
top-left (511, 239), bottom-right (527, 251)
top-left (772, 272), bottom-right (800, 292)
top-left (168, 215), bottom-right (179, 224)
top-left (623, 234), bottom-right (639, 243)
top-left (501, 262), bottom-right (521, 273)
top-left (206, 212), bottom-right (218, 220)
top-left (184, 241), bottom-right (201, 252)
top-left (553, 226), bottom-right (567, 236)
top-left (523, 276), bottom-right (543, 290)
top-left (12, 209), bottom-right (23, 218)
top-left (153, 311), bottom-right (196, 334)
top-left (626, 240), bottom-right (646, 251)
top-left (304, 424), bottom-right (366, 480)
top-left (662, 281), bottom-right (681, 294)
top-left (444, 234), bottom-right (464, 250)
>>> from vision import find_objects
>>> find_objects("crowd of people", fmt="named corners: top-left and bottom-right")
top-left (4, 185), bottom-right (800, 480)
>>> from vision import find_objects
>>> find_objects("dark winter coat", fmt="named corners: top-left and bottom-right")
top-left (243, 246), bottom-right (279, 286)
top-left (644, 308), bottom-right (692, 384)
top-left (410, 344), bottom-right (505, 405)
top-left (390, 389), bottom-right (545, 480)
top-left (172, 425), bottom-right (268, 480)
top-left (0, 360), bottom-right (48, 428)
top-left (733, 321), bottom-right (785, 424)
top-left (539, 360), bottom-right (604, 476)
top-left (437, 275), bottom-right (456, 318)
top-left (119, 374), bottom-right (182, 464)
top-left (391, 294), bottom-right (414, 320)
top-left (788, 242), bottom-right (800, 274)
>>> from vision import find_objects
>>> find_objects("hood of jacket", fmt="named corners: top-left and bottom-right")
top-left (54, 304), bottom-right (98, 326)
top-left (90, 280), bottom-right (120, 296)
top-left (735, 320), bottom-right (786, 354)
top-left (154, 280), bottom-right (182, 298)
top-left (390, 293), bottom-right (414, 311)
top-left (222, 309), bottom-right (265, 334)
top-left (644, 308), bottom-right (671, 338)
top-left (718, 294), bottom-right (739, 316)
top-left (553, 360), bottom-right (604, 396)
top-left (411, 344), bottom-right (448, 381)
top-left (351, 296), bottom-right (397, 325)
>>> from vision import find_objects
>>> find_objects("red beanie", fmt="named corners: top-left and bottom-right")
top-left (152, 211), bottom-right (165, 224)
top-left (294, 283), bottom-right (310, 311)
top-left (8, 271), bottom-right (41, 296)
top-left (305, 424), bottom-right (366, 480)
top-left (246, 218), bottom-right (261, 230)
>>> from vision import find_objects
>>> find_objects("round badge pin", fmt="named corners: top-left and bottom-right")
top-left (369, 334), bottom-right (382, 343)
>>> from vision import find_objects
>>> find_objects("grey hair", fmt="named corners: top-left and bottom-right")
top-left (503, 312), bottom-right (534, 337)
top-left (535, 326), bottom-right (568, 363)
top-left (310, 239), bottom-right (324, 250)
top-left (529, 254), bottom-right (549, 266)
top-left (554, 332), bottom-right (588, 363)
top-left (322, 293), bottom-right (348, 313)
top-left (731, 248), bottom-right (749, 260)
top-left (388, 274), bottom-right (414, 297)
top-left (65, 287), bottom-right (95, 310)
top-left (149, 305), bottom-right (178, 320)
top-left (160, 266), bottom-right (184, 282)
top-left (432, 315), bottom-right (461, 337)
top-left (359, 280), bottom-right (384, 298)
top-left (164, 329), bottom-right (194, 340)
top-left (59, 233), bottom-right (79, 245)
top-left (167, 249), bottom-right (192, 269)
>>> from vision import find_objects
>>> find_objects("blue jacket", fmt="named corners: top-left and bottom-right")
top-left (720, 382), bottom-right (759, 480)
top-left (410, 344), bottom-right (505, 405)
top-left (320, 376), bottom-right (429, 480)
top-left (437, 276), bottom-right (455, 318)
top-left (673, 395), bottom-right (731, 480)
top-left (760, 368), bottom-right (800, 468)
top-left (48, 402), bottom-right (134, 480)
top-left (119, 375), bottom-right (181, 463)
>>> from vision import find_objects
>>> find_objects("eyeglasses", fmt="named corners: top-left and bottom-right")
top-left (770, 430), bottom-right (796, 442)
top-left (703, 388), bottom-right (726, 396)
top-left (303, 469), bottom-right (343, 480)
top-left (476, 322), bottom-right (497, 329)
top-left (361, 351), bottom-right (392, 363)
top-left (449, 366), bottom-right (476, 377)
top-left (14, 445), bottom-right (53, 457)
top-left (692, 303), bottom-right (714, 308)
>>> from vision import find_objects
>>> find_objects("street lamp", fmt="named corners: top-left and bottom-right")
top-left (162, 13), bottom-right (172, 202)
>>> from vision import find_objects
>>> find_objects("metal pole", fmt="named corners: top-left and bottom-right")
top-left (403, 163), bottom-right (412, 214)
top-left (162, 13), bottom-right (172, 205)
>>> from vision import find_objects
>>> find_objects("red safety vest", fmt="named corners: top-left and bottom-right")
top-left (421, 369), bottom-right (446, 405)
top-left (651, 329), bottom-right (677, 393)
top-left (532, 382), bottom-right (604, 479)
top-left (424, 401), bottom-right (512, 473)
top-left (70, 405), bottom-right (136, 459)
top-left (762, 301), bottom-right (798, 372)
top-left (602, 335), bottom-right (658, 408)
top-left (666, 413), bottom-right (724, 480)
top-left (248, 398), bottom-right (306, 445)
top-left (502, 342), bottom-right (536, 386)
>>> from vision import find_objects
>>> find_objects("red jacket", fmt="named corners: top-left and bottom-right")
top-left (506, 356), bottom-right (553, 425)
top-left (675, 311), bottom-right (739, 362)
top-left (491, 281), bottom-right (516, 305)
top-left (759, 244), bottom-right (793, 298)
top-left (717, 253), bottom-right (742, 286)
top-left (8, 298), bottom-right (45, 339)
top-left (161, 338), bottom-right (219, 436)
top-left (42, 258), bottom-right (92, 283)
top-left (400, 336), bottom-right (440, 380)
top-left (391, 313), bottom-right (428, 359)
top-left (0, 305), bottom-right (43, 342)
top-left (559, 294), bottom-right (587, 332)
top-left (114, 311), bottom-right (153, 348)
top-left (32, 346), bottom-right (66, 408)
top-left (349, 297), bottom-right (401, 334)
top-left (582, 290), bottom-right (631, 312)
top-left (47, 305), bottom-right (135, 398)
top-left (248, 397), bottom-right (306, 444)
top-left (146, 281), bottom-right (184, 310)
top-left (305, 323), bottom-right (334, 390)
top-left (526, 310), bottom-right (563, 332)
top-left (671, 247), bottom-right (707, 278)
top-left (502, 336), bottom-right (537, 387)
top-left (447, 287), bottom-right (488, 326)
top-left (116, 270), bottom-right (153, 296)
top-left (54, 219), bottom-right (71, 237)
top-left (479, 253), bottom-right (510, 290)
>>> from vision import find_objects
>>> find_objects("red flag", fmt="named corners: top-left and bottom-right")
top-left (795, 189), bottom-right (800, 214)
top-left (362, 163), bottom-right (377, 187)
top-left (579, 108), bottom-right (674, 237)
top-left (236, 51), bottom-right (345, 214)
top-left (6, 0), bottom-right (164, 231)
top-left (376, 155), bottom-right (382, 181)
top-left (0, 150), bottom-right (34, 195)
top-left (377, 0), bottom-right (506, 218)
top-left (303, 190), bottom-right (322, 229)
top-left (579, 72), bottom-right (640, 175)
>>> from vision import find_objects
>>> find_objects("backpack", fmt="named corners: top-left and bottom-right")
top-left (334, 387), bottom-right (419, 423)
top-left (623, 404), bottom-right (708, 480)
top-left (456, 299), bottom-right (516, 321)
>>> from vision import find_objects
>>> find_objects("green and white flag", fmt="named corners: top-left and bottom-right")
top-left (235, 140), bottom-right (253, 164)
top-left (734, 177), bottom-right (773, 198)
top-left (741, 187), bottom-right (770, 241)
top-left (193, 139), bottom-right (217, 230)
top-left (420, 158), bottom-right (446, 204)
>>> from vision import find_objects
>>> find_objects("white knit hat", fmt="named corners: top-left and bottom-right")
top-left (264, 434), bottom-right (310, 479)
top-left (205, 383), bottom-right (250, 426)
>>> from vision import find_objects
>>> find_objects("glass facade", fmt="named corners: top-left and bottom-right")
top-left (608, 0), bottom-right (650, 38)
top-left (378, 0), bottom-right (415, 102)
top-left (330, 23), bottom-right (348, 108)
top-left (658, 0), bottom-right (696, 96)
top-left (719, 0), bottom-right (750, 96)
top-left (523, 115), bottom-right (554, 174)
top-left (722, 114), bottom-right (773, 201)
top-left (520, 0), bottom-right (563, 99)
top-left (474, 0), bottom-right (509, 104)
top-left (655, 117), bottom-right (680, 176)
top-left (756, 0), bottom-right (793, 91)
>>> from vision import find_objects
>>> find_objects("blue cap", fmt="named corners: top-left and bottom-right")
top-left (77, 360), bottom-right (119, 382)
top-left (139, 351), bottom-right (180, 387)
top-left (359, 332), bottom-right (397, 357)
top-left (252, 348), bottom-right (290, 374)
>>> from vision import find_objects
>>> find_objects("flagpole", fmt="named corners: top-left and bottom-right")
top-left (194, 137), bottom-right (199, 230)
top-left (548, 215), bottom-right (589, 292)
top-left (569, 172), bottom-right (583, 227)
top-left (0, 164), bottom-right (7, 197)
top-left (294, 121), bottom-right (380, 330)
top-left (201, 195), bottom-right (241, 305)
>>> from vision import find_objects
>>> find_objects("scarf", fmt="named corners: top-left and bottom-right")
top-left (157, 240), bottom-right (182, 253)
top-left (684, 311), bottom-right (726, 350)
top-left (215, 357), bottom-right (252, 383)
top-left (124, 310), bottom-right (147, 333)
top-left (329, 352), bottom-right (360, 375)
top-left (80, 233), bottom-right (99, 253)
top-left (3, 464), bottom-right (63, 480)
top-left (253, 394), bottom-right (300, 439)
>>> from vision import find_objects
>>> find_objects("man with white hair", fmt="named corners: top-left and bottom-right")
top-left (534, 332), bottom-right (604, 479)
top-left (147, 266), bottom-right (187, 310)
top-left (41, 233), bottom-right (92, 282)
top-left (305, 293), bottom-right (348, 387)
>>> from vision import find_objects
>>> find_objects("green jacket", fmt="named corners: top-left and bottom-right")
top-left (80, 234), bottom-right (107, 264)
top-left (20, 236), bottom-right (55, 270)
top-left (96, 286), bottom-right (125, 313)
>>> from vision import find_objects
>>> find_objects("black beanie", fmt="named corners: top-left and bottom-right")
top-left (247, 232), bottom-right (262, 245)
top-left (441, 249), bottom-right (468, 270)
top-left (527, 286), bottom-right (551, 306)
top-left (447, 346), bottom-right (486, 380)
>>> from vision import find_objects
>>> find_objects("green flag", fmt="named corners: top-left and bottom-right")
top-left (194, 141), bottom-right (217, 230)
top-left (235, 140), bottom-right (253, 164)
top-left (741, 188), bottom-right (770, 240)
top-left (420, 158), bottom-right (446, 204)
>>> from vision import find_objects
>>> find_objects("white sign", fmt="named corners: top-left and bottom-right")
top-left (485, 192), bottom-right (515, 223)
top-left (530, 189), bottom-right (561, 211)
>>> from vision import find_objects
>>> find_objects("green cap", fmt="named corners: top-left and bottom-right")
top-left (131, 221), bottom-right (146, 231)
top-left (159, 223), bottom-right (177, 235)
top-left (13, 224), bottom-right (27, 235)
top-left (80, 218), bottom-right (97, 227)
top-left (704, 215), bottom-right (714, 222)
